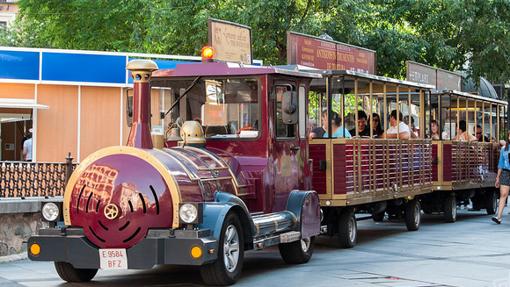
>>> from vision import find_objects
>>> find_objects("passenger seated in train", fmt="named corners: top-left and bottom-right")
top-left (349, 110), bottom-right (371, 137)
top-left (403, 115), bottom-right (419, 139)
top-left (323, 111), bottom-right (352, 138)
top-left (382, 110), bottom-right (410, 140)
top-left (453, 120), bottom-right (476, 141)
top-left (474, 125), bottom-right (489, 142)
top-left (309, 110), bottom-right (327, 139)
top-left (371, 113), bottom-right (384, 137)
top-left (430, 120), bottom-right (440, 140)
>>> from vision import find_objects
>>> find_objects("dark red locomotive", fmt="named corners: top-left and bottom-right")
top-left (28, 60), bottom-right (321, 285)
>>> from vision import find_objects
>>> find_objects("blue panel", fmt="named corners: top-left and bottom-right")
top-left (127, 58), bottom-right (198, 83)
top-left (42, 52), bottom-right (126, 83)
top-left (0, 51), bottom-right (39, 80)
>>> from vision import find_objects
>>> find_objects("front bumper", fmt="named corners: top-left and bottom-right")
top-left (28, 228), bottom-right (218, 269)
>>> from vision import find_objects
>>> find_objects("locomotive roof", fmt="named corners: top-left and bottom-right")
top-left (152, 62), bottom-right (322, 79)
top-left (434, 90), bottom-right (508, 105)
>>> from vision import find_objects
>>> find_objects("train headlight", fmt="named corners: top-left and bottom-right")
top-left (41, 202), bottom-right (60, 222)
top-left (179, 203), bottom-right (202, 224)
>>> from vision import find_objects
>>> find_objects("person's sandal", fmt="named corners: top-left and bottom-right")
top-left (492, 217), bottom-right (502, 224)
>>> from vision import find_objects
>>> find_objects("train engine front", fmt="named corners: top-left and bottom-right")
top-left (27, 60), bottom-right (320, 286)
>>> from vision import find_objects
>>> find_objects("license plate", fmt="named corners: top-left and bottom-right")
top-left (99, 249), bottom-right (127, 270)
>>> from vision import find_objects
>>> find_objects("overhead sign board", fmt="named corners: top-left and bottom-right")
top-left (406, 61), bottom-right (461, 91)
top-left (287, 32), bottom-right (376, 74)
top-left (208, 19), bottom-right (252, 64)
top-left (437, 69), bottom-right (462, 91)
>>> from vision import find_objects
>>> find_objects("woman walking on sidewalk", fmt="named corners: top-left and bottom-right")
top-left (493, 132), bottom-right (510, 224)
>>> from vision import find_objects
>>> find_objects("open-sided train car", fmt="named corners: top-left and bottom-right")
top-left (27, 60), bottom-right (322, 285)
top-left (421, 90), bottom-right (508, 221)
top-left (304, 69), bottom-right (434, 247)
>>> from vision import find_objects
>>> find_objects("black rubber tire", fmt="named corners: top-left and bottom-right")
top-left (372, 211), bottom-right (385, 222)
top-left (485, 190), bottom-right (497, 215)
top-left (54, 262), bottom-right (97, 283)
top-left (405, 199), bottom-right (421, 231)
top-left (200, 213), bottom-right (244, 286)
top-left (337, 208), bottom-right (357, 248)
top-left (443, 194), bottom-right (457, 223)
top-left (279, 236), bottom-right (315, 264)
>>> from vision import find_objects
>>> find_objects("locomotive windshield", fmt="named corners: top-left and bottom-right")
top-left (161, 77), bottom-right (260, 139)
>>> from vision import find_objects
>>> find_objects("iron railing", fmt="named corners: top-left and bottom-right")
top-left (0, 155), bottom-right (75, 198)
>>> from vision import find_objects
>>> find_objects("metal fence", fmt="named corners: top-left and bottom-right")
top-left (0, 156), bottom-right (75, 198)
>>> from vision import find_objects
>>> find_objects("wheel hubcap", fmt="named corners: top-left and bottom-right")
top-left (300, 238), bottom-right (311, 252)
top-left (223, 225), bottom-right (240, 273)
top-left (348, 216), bottom-right (356, 242)
top-left (452, 198), bottom-right (457, 219)
top-left (414, 204), bottom-right (420, 226)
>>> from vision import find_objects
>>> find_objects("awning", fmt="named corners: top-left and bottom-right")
top-left (0, 98), bottom-right (49, 109)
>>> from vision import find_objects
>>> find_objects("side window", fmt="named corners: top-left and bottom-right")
top-left (275, 84), bottom-right (297, 139)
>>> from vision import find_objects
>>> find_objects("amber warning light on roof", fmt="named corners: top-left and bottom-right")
top-left (201, 46), bottom-right (215, 62)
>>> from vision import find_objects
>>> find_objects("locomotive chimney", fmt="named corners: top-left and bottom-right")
top-left (126, 60), bottom-right (158, 149)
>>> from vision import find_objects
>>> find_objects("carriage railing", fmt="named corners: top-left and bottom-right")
top-left (449, 141), bottom-right (498, 185)
top-left (0, 160), bottom-right (76, 198)
top-left (310, 139), bottom-right (432, 201)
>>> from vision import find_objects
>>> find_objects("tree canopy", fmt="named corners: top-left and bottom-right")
top-left (2, 0), bottom-right (510, 84)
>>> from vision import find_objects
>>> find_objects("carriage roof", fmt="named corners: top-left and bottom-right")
top-left (433, 89), bottom-right (508, 106)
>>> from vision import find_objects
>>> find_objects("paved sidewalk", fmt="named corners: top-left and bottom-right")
top-left (0, 210), bottom-right (508, 287)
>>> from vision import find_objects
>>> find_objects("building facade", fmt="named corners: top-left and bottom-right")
top-left (0, 0), bottom-right (17, 28)
top-left (0, 47), bottom-right (201, 163)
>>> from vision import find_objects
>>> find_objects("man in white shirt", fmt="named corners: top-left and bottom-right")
top-left (383, 110), bottom-right (410, 140)
top-left (23, 130), bottom-right (33, 161)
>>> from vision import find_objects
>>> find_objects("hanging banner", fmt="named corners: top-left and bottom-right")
top-left (287, 31), bottom-right (376, 74)
top-left (208, 19), bottom-right (252, 64)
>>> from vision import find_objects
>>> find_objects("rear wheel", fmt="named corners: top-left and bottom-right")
top-left (485, 190), bottom-right (498, 215)
top-left (200, 213), bottom-right (244, 286)
top-left (279, 237), bottom-right (314, 264)
top-left (337, 208), bottom-right (357, 248)
top-left (443, 194), bottom-right (457, 223)
top-left (405, 199), bottom-right (421, 231)
top-left (54, 262), bottom-right (97, 283)
top-left (372, 211), bottom-right (385, 222)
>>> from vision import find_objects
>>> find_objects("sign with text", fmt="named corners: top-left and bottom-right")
top-left (287, 32), bottom-right (376, 74)
top-left (406, 61), bottom-right (461, 91)
top-left (208, 19), bottom-right (252, 64)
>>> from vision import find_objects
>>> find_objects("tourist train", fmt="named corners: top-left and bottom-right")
top-left (27, 51), bottom-right (507, 285)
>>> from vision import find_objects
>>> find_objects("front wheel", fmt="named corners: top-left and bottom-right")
top-left (337, 208), bottom-right (357, 248)
top-left (279, 237), bottom-right (314, 264)
top-left (405, 199), bottom-right (421, 231)
top-left (200, 213), bottom-right (244, 286)
top-left (54, 262), bottom-right (97, 282)
top-left (443, 194), bottom-right (457, 223)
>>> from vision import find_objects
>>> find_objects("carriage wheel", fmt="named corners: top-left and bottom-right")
top-left (200, 213), bottom-right (244, 286)
top-left (443, 194), bottom-right (457, 223)
top-left (337, 208), bottom-right (357, 248)
top-left (405, 199), bottom-right (421, 231)
top-left (54, 262), bottom-right (97, 282)
top-left (485, 189), bottom-right (497, 215)
top-left (279, 236), bottom-right (315, 264)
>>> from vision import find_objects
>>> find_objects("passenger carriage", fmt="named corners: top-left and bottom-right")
top-left (421, 90), bottom-right (508, 221)
top-left (303, 69), bottom-right (435, 247)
